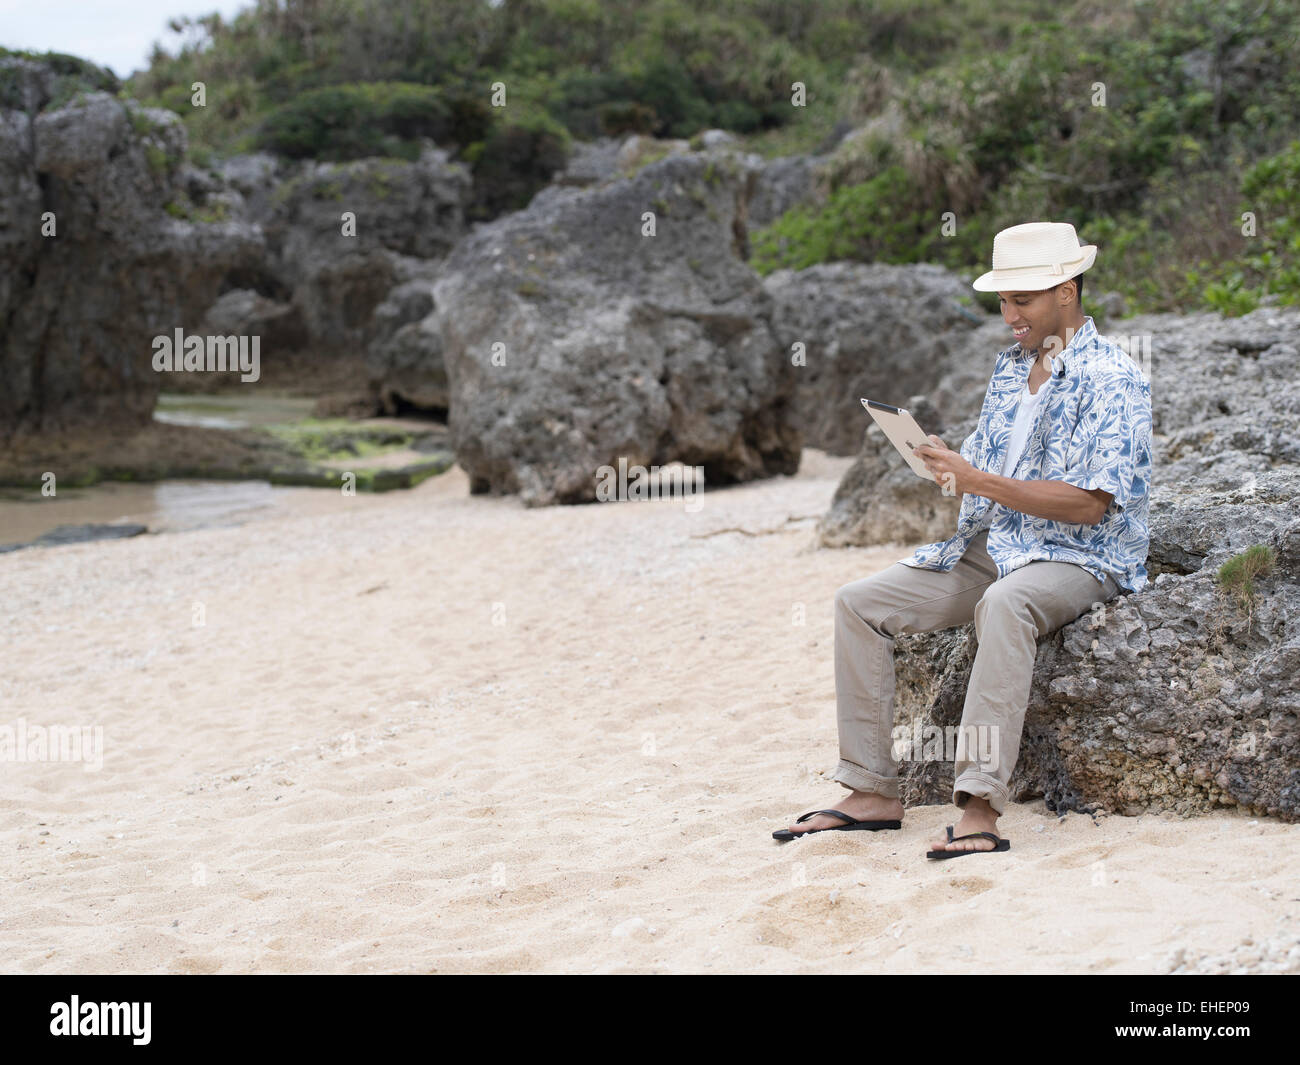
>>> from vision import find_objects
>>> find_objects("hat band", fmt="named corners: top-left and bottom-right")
top-left (989, 256), bottom-right (1084, 278)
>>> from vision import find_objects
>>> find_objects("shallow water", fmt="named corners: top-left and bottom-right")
top-left (0, 392), bottom-right (440, 549)
top-left (152, 391), bottom-right (318, 430)
top-left (0, 479), bottom-right (355, 550)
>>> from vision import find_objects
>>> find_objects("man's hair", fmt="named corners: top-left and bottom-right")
top-left (1058, 273), bottom-right (1084, 306)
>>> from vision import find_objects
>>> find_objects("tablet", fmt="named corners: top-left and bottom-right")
top-left (861, 399), bottom-right (939, 482)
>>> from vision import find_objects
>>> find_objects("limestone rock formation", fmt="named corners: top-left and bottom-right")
top-left (0, 59), bottom-right (263, 438)
top-left (251, 148), bottom-right (471, 356)
top-left (764, 262), bottom-right (986, 456)
top-left (433, 150), bottom-right (802, 505)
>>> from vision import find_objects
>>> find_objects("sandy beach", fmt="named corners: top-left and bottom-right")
top-left (2, 451), bottom-right (1297, 975)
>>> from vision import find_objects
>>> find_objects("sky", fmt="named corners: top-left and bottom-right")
top-left (0, 0), bottom-right (254, 79)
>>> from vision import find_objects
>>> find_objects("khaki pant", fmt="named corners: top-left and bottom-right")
top-left (832, 529), bottom-right (1120, 815)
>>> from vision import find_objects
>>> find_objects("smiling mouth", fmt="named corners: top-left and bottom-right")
top-left (1012, 326), bottom-right (1031, 338)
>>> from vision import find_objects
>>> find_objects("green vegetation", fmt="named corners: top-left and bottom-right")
top-left (263, 419), bottom-right (424, 462)
top-left (256, 82), bottom-right (457, 160)
top-left (122, 0), bottom-right (1082, 224)
top-left (4, 1), bottom-right (1291, 311)
top-left (0, 46), bottom-right (119, 110)
top-left (753, 0), bottom-right (1300, 313)
top-left (262, 418), bottom-right (455, 490)
top-left (1216, 544), bottom-right (1278, 614)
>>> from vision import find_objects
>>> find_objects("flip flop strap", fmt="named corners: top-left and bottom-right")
top-left (796, 809), bottom-right (857, 825)
top-left (948, 830), bottom-right (1001, 844)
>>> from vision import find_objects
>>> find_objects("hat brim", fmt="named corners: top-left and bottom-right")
top-left (971, 245), bottom-right (1096, 292)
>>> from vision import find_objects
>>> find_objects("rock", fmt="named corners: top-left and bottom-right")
top-left (552, 133), bottom-right (818, 233)
top-left (216, 152), bottom-right (282, 220)
top-left (367, 279), bottom-right (448, 415)
top-left (765, 262), bottom-right (985, 456)
top-left (747, 154), bottom-right (821, 228)
top-left (614, 134), bottom-right (691, 175)
top-left (0, 65), bottom-right (264, 439)
top-left (0, 523), bottom-right (148, 553)
top-left (231, 142), bottom-right (470, 353)
top-left (552, 136), bottom-right (628, 187)
top-left (697, 128), bottom-right (737, 149)
top-left (864, 304), bottom-right (1300, 821)
top-left (433, 151), bottom-right (801, 505)
top-left (199, 289), bottom-right (308, 354)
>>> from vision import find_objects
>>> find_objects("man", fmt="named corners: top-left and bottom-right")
top-left (774, 221), bottom-right (1153, 858)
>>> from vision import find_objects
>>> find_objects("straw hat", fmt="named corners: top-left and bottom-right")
top-left (971, 221), bottom-right (1097, 292)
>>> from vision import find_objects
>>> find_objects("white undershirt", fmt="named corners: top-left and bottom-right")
top-left (999, 378), bottom-right (1047, 477)
top-left (974, 378), bottom-right (1046, 531)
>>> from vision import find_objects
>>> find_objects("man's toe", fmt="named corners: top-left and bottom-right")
top-left (931, 833), bottom-right (994, 852)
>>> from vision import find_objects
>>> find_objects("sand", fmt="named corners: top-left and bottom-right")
top-left (2, 449), bottom-right (1297, 974)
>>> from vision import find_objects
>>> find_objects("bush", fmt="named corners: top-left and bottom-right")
top-left (256, 82), bottom-right (452, 161)
top-left (550, 50), bottom-right (795, 142)
top-left (1238, 139), bottom-right (1300, 307)
top-left (750, 152), bottom-right (993, 277)
top-left (467, 107), bottom-right (571, 220)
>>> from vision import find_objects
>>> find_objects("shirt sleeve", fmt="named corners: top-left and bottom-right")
top-left (1060, 371), bottom-right (1151, 512)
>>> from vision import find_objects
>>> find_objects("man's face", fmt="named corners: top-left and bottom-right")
top-left (998, 289), bottom-right (1060, 354)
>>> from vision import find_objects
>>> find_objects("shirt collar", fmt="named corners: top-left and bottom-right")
top-left (1013, 314), bottom-right (1095, 375)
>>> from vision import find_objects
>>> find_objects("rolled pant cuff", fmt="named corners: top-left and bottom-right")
top-left (952, 773), bottom-right (1009, 816)
top-left (832, 760), bottom-right (900, 799)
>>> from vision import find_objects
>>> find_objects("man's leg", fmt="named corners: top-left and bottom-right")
top-left (783, 530), bottom-right (1000, 836)
top-left (931, 559), bottom-right (1120, 853)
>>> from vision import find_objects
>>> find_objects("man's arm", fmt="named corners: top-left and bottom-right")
top-left (968, 470), bottom-right (1113, 525)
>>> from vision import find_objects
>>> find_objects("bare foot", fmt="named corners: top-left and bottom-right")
top-left (927, 796), bottom-right (1001, 854)
top-left (782, 790), bottom-right (904, 836)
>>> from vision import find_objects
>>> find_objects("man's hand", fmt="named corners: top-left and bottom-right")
top-left (913, 435), bottom-right (980, 496)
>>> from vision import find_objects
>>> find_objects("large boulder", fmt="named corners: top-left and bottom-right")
top-left (254, 148), bottom-right (471, 356)
top-left (765, 262), bottom-right (986, 456)
top-left (0, 61), bottom-right (264, 438)
top-left (432, 149), bottom-right (802, 504)
top-left (867, 305), bottom-right (1300, 820)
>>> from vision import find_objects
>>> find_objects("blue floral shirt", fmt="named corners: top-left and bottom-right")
top-left (899, 315), bottom-right (1153, 594)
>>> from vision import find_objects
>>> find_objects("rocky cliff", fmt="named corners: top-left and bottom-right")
top-left (0, 57), bottom-right (261, 438)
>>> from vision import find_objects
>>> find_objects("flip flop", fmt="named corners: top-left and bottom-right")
top-left (772, 809), bottom-right (902, 842)
top-left (926, 823), bottom-right (1011, 860)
